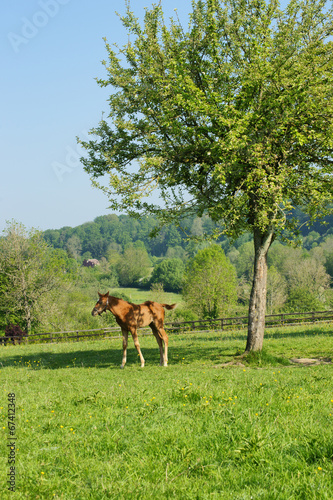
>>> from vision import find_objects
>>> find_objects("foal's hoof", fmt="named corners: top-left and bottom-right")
top-left (120, 365), bottom-right (125, 369)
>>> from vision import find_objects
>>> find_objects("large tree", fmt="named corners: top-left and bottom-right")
top-left (80, 0), bottom-right (333, 351)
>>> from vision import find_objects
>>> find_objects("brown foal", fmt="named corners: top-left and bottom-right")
top-left (92, 292), bottom-right (176, 368)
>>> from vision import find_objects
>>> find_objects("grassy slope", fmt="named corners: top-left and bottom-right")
top-left (1, 324), bottom-right (333, 499)
top-left (111, 287), bottom-right (182, 306)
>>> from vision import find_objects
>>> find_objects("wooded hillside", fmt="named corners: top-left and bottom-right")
top-left (43, 211), bottom-right (333, 260)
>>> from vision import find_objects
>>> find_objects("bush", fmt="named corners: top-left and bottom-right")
top-left (150, 258), bottom-right (185, 292)
top-left (183, 245), bottom-right (237, 319)
top-left (2, 324), bottom-right (27, 345)
top-left (285, 288), bottom-right (322, 312)
top-left (173, 309), bottom-right (199, 323)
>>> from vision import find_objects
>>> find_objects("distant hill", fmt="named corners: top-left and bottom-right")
top-left (43, 213), bottom-right (218, 260)
top-left (43, 209), bottom-right (333, 261)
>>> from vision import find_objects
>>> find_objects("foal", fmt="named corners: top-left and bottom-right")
top-left (92, 292), bottom-right (176, 368)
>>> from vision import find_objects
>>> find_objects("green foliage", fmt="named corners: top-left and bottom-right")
top-left (0, 221), bottom-right (74, 333)
top-left (232, 241), bottom-right (254, 280)
top-left (150, 258), bottom-right (185, 292)
top-left (183, 244), bottom-right (237, 319)
top-left (42, 212), bottom-right (333, 272)
top-left (43, 214), bottom-right (212, 259)
top-left (324, 253), bottom-right (333, 280)
top-left (165, 245), bottom-right (187, 261)
top-left (173, 308), bottom-right (199, 323)
top-left (117, 246), bottom-right (151, 286)
top-left (39, 211), bottom-right (333, 325)
top-left (266, 265), bottom-right (288, 314)
top-left (78, 265), bottom-right (119, 294)
top-left (80, 0), bottom-right (333, 240)
top-left (285, 287), bottom-right (322, 313)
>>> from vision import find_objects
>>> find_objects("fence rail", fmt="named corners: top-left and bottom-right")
top-left (3, 309), bottom-right (333, 345)
top-left (166, 310), bottom-right (333, 334)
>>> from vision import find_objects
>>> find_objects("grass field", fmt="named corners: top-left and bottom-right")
top-left (1, 323), bottom-right (333, 499)
top-left (112, 287), bottom-right (182, 306)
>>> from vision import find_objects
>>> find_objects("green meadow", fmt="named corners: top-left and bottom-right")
top-left (1, 324), bottom-right (333, 499)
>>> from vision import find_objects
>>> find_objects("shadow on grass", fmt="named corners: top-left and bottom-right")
top-left (0, 343), bottom-right (236, 371)
top-left (2, 325), bottom-right (330, 371)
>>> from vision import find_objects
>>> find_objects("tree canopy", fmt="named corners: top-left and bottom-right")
top-left (80, 0), bottom-right (333, 351)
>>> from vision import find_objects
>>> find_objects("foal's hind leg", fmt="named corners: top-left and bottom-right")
top-left (151, 327), bottom-right (164, 366)
top-left (159, 328), bottom-right (169, 367)
top-left (151, 324), bottom-right (168, 367)
top-left (121, 329), bottom-right (128, 369)
top-left (130, 328), bottom-right (145, 368)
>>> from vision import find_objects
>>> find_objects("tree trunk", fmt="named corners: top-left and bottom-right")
top-left (245, 228), bottom-right (274, 352)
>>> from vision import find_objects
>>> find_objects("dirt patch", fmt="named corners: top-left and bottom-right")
top-left (289, 357), bottom-right (332, 366)
top-left (214, 357), bottom-right (332, 368)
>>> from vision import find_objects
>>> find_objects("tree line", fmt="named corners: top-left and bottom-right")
top-left (43, 213), bottom-right (219, 260)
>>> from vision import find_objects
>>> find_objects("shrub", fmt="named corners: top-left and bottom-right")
top-left (150, 258), bottom-right (185, 292)
top-left (3, 324), bottom-right (27, 345)
top-left (183, 245), bottom-right (237, 319)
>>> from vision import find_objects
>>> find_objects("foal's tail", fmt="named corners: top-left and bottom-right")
top-left (162, 303), bottom-right (177, 310)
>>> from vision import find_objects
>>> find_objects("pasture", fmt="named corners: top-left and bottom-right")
top-left (1, 324), bottom-right (333, 499)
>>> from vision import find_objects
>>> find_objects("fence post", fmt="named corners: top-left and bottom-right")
top-left (221, 319), bottom-right (224, 331)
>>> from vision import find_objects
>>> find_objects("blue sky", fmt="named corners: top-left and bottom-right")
top-left (2, 1), bottom-right (292, 233)
top-left (1, 0), bottom-right (192, 232)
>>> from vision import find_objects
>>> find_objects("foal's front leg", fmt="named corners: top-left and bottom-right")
top-left (121, 329), bottom-right (128, 369)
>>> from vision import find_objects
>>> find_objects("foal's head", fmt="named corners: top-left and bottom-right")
top-left (92, 291), bottom-right (110, 316)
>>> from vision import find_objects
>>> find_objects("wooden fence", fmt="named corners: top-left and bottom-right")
top-left (167, 309), bottom-right (333, 334)
top-left (6, 309), bottom-right (333, 345)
